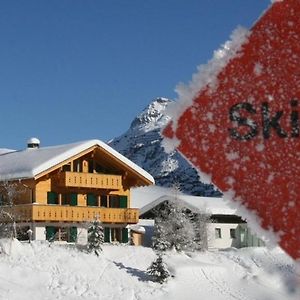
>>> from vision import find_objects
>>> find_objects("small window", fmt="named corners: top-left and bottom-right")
top-left (230, 228), bottom-right (236, 239)
top-left (215, 228), bottom-right (222, 239)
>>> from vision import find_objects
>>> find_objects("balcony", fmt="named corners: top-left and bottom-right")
top-left (0, 205), bottom-right (139, 224)
top-left (56, 171), bottom-right (122, 190)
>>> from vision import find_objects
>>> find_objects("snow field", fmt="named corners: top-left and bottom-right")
top-left (0, 239), bottom-right (299, 300)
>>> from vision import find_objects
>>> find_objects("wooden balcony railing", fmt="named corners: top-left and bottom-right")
top-left (0, 205), bottom-right (138, 224)
top-left (56, 171), bottom-right (122, 190)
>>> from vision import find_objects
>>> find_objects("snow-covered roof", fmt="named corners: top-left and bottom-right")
top-left (0, 148), bottom-right (15, 156)
top-left (131, 185), bottom-right (237, 216)
top-left (127, 224), bottom-right (146, 234)
top-left (0, 139), bottom-right (155, 183)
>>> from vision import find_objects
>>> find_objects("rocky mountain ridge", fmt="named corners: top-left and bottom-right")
top-left (109, 97), bottom-right (221, 196)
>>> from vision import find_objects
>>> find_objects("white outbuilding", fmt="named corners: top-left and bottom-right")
top-left (131, 185), bottom-right (265, 249)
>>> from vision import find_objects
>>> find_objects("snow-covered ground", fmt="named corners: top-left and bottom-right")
top-left (0, 239), bottom-right (299, 300)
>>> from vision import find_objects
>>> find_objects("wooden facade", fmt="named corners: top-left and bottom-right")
top-left (0, 143), bottom-right (153, 243)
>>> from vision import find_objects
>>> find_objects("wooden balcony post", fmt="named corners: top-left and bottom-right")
top-left (58, 193), bottom-right (62, 205)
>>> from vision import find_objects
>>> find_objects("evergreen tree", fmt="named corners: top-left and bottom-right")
top-left (87, 220), bottom-right (104, 256)
top-left (147, 254), bottom-right (170, 284)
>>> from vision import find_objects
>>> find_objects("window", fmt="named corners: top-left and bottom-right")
top-left (46, 227), bottom-right (77, 242)
top-left (73, 159), bottom-right (82, 172)
top-left (240, 228), bottom-right (246, 243)
top-left (109, 195), bottom-right (120, 208)
top-left (61, 193), bottom-right (77, 206)
top-left (110, 228), bottom-right (121, 242)
top-left (59, 227), bottom-right (68, 241)
top-left (100, 195), bottom-right (108, 207)
top-left (88, 160), bottom-right (94, 173)
top-left (61, 194), bottom-right (68, 205)
top-left (215, 228), bottom-right (222, 239)
top-left (230, 228), bottom-right (236, 239)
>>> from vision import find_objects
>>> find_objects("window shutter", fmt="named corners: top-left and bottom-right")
top-left (119, 196), bottom-right (128, 208)
top-left (87, 194), bottom-right (97, 206)
top-left (69, 226), bottom-right (77, 242)
top-left (122, 228), bottom-right (128, 243)
top-left (70, 193), bottom-right (78, 206)
top-left (47, 192), bottom-right (58, 204)
top-left (104, 227), bottom-right (110, 242)
top-left (46, 226), bottom-right (57, 241)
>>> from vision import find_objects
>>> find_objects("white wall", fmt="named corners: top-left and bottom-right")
top-left (208, 223), bottom-right (241, 249)
top-left (77, 227), bottom-right (88, 245)
top-left (33, 225), bottom-right (46, 241)
top-left (208, 223), bottom-right (265, 249)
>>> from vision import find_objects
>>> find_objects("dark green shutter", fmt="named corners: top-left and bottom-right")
top-left (47, 192), bottom-right (58, 204)
top-left (119, 196), bottom-right (127, 208)
top-left (122, 228), bottom-right (128, 243)
top-left (70, 193), bottom-right (78, 206)
top-left (46, 226), bottom-right (56, 241)
top-left (69, 227), bottom-right (77, 242)
top-left (87, 194), bottom-right (97, 206)
top-left (104, 227), bottom-right (110, 242)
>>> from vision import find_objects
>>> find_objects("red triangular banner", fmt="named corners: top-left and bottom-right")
top-left (164, 0), bottom-right (300, 259)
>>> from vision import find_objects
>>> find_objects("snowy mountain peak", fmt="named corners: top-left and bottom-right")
top-left (110, 97), bottom-right (220, 196)
top-left (130, 97), bottom-right (172, 132)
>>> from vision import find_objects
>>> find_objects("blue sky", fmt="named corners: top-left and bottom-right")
top-left (0, 0), bottom-right (270, 149)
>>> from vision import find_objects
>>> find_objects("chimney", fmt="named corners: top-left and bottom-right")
top-left (27, 137), bottom-right (40, 149)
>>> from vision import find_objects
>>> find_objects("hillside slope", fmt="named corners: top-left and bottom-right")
top-left (0, 239), bottom-right (298, 300)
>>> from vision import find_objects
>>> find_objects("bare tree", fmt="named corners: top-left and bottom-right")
top-left (0, 181), bottom-right (22, 239)
top-left (191, 211), bottom-right (210, 251)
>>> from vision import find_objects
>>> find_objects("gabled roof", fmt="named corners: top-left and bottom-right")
top-left (0, 139), bottom-right (155, 183)
top-left (131, 185), bottom-right (236, 215)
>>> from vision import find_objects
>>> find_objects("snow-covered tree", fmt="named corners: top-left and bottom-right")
top-left (87, 219), bottom-right (104, 256)
top-left (152, 183), bottom-right (209, 252)
top-left (152, 200), bottom-right (196, 252)
top-left (147, 254), bottom-right (170, 284)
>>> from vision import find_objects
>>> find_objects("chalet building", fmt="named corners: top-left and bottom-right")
top-left (0, 138), bottom-right (154, 244)
top-left (131, 186), bottom-right (265, 249)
